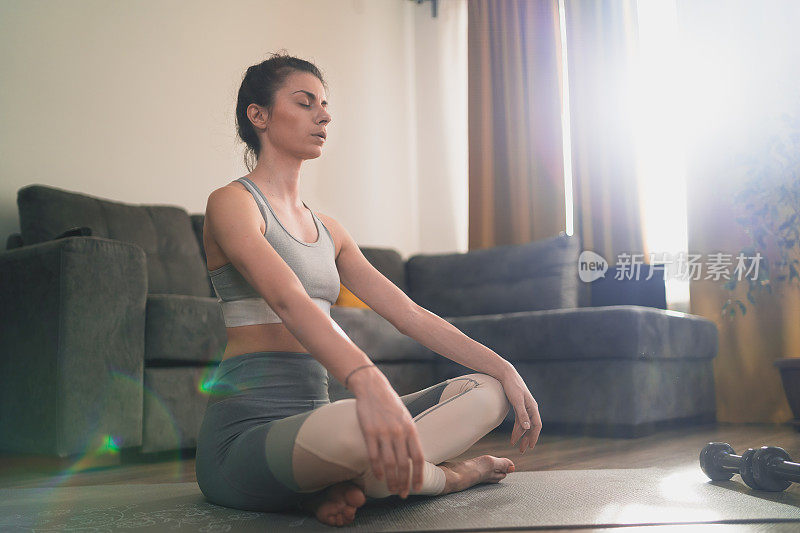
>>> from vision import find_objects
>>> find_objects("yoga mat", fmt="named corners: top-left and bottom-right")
top-left (2, 466), bottom-right (800, 531)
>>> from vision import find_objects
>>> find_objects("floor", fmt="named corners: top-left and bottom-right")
top-left (2, 422), bottom-right (799, 532)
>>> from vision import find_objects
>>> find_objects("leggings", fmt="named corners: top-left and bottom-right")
top-left (195, 351), bottom-right (510, 513)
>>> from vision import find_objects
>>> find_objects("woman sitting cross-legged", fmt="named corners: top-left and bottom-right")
top-left (195, 51), bottom-right (542, 528)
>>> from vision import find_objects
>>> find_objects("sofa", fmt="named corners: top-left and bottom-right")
top-left (0, 184), bottom-right (719, 458)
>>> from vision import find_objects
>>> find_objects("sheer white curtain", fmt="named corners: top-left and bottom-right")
top-left (632, 0), bottom-right (689, 312)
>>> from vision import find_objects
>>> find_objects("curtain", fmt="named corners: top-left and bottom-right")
top-left (564, 0), bottom-right (648, 265)
top-left (467, 0), bottom-right (566, 249)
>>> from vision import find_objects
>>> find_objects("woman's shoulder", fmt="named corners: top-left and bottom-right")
top-left (206, 181), bottom-right (251, 207)
top-left (205, 182), bottom-right (265, 232)
top-left (313, 211), bottom-right (345, 258)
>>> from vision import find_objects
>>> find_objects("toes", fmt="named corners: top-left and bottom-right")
top-left (493, 457), bottom-right (515, 473)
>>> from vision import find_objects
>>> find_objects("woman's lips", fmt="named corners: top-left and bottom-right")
top-left (311, 134), bottom-right (325, 142)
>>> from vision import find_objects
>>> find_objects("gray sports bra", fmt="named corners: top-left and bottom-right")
top-left (208, 177), bottom-right (341, 326)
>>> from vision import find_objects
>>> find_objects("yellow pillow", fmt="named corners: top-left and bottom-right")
top-left (334, 283), bottom-right (370, 309)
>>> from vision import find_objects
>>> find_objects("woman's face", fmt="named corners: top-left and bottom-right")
top-left (254, 70), bottom-right (332, 160)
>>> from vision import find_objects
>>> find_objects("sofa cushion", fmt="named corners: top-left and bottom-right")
top-left (17, 184), bottom-right (210, 297)
top-left (145, 294), bottom-right (227, 365)
top-left (441, 305), bottom-right (718, 362)
top-left (405, 232), bottom-right (589, 317)
top-left (334, 283), bottom-right (370, 309)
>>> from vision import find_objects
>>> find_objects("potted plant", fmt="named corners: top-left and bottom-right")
top-left (720, 110), bottom-right (800, 430)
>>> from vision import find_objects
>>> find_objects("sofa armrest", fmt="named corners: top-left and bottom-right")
top-left (0, 236), bottom-right (147, 456)
top-left (439, 305), bottom-right (717, 363)
top-left (436, 306), bottom-right (719, 435)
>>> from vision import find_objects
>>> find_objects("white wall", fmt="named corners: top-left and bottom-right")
top-left (0, 0), bottom-right (467, 259)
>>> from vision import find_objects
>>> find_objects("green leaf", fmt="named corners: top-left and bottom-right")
top-left (737, 300), bottom-right (747, 315)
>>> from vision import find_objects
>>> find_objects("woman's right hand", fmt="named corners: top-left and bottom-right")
top-left (348, 367), bottom-right (425, 499)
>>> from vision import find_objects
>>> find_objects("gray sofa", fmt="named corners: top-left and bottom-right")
top-left (0, 184), bottom-right (719, 458)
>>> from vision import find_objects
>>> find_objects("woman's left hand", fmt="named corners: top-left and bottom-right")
top-left (498, 365), bottom-right (542, 454)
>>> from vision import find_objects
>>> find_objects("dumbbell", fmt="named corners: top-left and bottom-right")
top-left (699, 442), bottom-right (757, 488)
top-left (750, 446), bottom-right (800, 491)
top-left (700, 442), bottom-right (800, 491)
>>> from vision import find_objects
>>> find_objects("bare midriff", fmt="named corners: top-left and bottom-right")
top-left (220, 323), bottom-right (309, 361)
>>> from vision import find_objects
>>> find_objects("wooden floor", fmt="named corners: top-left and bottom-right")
top-left (2, 422), bottom-right (800, 532)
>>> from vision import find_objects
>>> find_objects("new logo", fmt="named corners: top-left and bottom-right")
top-left (578, 251), bottom-right (608, 282)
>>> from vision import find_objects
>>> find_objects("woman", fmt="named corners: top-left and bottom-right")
top-left (195, 52), bottom-right (542, 527)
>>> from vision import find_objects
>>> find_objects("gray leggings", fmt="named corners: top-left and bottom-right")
top-left (195, 351), bottom-right (510, 512)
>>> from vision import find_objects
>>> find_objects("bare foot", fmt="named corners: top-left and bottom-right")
top-left (437, 455), bottom-right (516, 494)
top-left (299, 480), bottom-right (367, 527)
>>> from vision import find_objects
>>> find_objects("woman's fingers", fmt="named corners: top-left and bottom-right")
top-left (365, 432), bottom-right (383, 481)
top-left (379, 434), bottom-right (400, 494)
top-left (517, 398), bottom-right (532, 432)
top-left (393, 435), bottom-right (412, 498)
top-left (510, 394), bottom-right (542, 453)
top-left (528, 397), bottom-right (542, 448)
top-left (510, 396), bottom-right (529, 446)
top-left (407, 426), bottom-right (426, 493)
top-left (520, 396), bottom-right (542, 453)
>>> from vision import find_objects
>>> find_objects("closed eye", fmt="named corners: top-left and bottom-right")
top-left (299, 103), bottom-right (311, 108)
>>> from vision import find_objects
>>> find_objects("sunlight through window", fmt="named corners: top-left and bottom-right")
top-left (634, 0), bottom-right (690, 312)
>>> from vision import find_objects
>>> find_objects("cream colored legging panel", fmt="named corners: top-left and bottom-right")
top-left (291, 373), bottom-right (511, 499)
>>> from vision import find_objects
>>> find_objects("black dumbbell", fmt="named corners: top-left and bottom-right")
top-left (699, 442), bottom-right (756, 484)
top-left (750, 446), bottom-right (800, 492)
top-left (700, 442), bottom-right (800, 491)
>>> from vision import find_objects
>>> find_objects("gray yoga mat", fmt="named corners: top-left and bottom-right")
top-left (2, 466), bottom-right (800, 531)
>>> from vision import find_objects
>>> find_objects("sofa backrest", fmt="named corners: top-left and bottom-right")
top-left (17, 184), bottom-right (210, 297)
top-left (405, 232), bottom-right (588, 317)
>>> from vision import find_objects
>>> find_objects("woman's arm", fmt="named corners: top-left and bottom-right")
top-left (402, 306), bottom-right (541, 453)
top-left (322, 212), bottom-right (513, 380)
top-left (399, 305), bottom-right (515, 380)
top-left (323, 212), bottom-right (540, 452)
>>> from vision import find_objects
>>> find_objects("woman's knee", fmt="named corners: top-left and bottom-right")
top-left (294, 399), bottom-right (372, 472)
top-left (462, 373), bottom-right (511, 427)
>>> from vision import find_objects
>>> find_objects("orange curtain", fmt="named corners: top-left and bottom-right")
top-left (467, 0), bottom-right (566, 249)
top-left (564, 0), bottom-right (648, 265)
